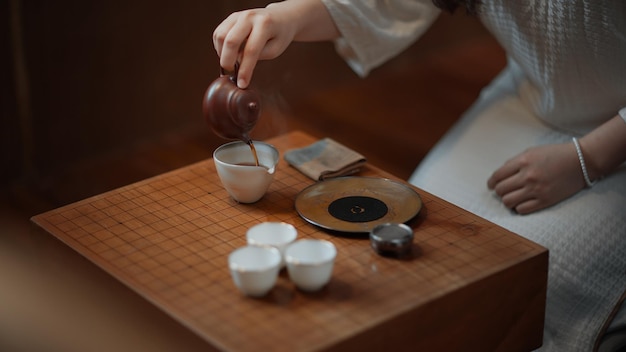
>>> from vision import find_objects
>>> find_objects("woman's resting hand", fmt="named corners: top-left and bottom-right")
top-left (488, 114), bottom-right (626, 214)
top-left (487, 142), bottom-right (585, 214)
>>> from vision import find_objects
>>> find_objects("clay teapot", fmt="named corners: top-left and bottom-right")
top-left (202, 64), bottom-right (261, 143)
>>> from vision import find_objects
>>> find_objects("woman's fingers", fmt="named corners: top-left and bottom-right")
top-left (212, 9), bottom-right (288, 88)
top-left (488, 156), bottom-right (542, 213)
top-left (513, 198), bottom-right (544, 215)
top-left (213, 13), bottom-right (239, 62)
top-left (496, 181), bottom-right (545, 214)
top-left (236, 17), bottom-right (276, 88)
top-left (489, 159), bottom-right (544, 213)
top-left (491, 171), bottom-right (524, 198)
top-left (487, 158), bottom-right (520, 190)
top-left (219, 17), bottom-right (255, 73)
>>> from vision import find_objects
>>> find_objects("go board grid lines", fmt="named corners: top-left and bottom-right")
top-left (31, 133), bottom-right (543, 351)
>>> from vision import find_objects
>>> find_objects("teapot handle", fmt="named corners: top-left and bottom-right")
top-left (220, 62), bottom-right (240, 84)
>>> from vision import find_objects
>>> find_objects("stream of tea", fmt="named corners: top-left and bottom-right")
top-left (248, 140), bottom-right (260, 166)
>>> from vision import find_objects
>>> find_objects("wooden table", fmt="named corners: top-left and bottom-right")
top-left (31, 130), bottom-right (548, 352)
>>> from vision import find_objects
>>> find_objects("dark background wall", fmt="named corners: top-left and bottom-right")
top-left (4, 1), bottom-right (247, 184)
top-left (2, 0), bottom-right (504, 213)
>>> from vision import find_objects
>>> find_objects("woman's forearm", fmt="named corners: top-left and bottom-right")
top-left (268, 0), bottom-right (340, 42)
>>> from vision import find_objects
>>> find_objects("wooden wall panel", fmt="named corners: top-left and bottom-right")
top-left (3, 0), bottom-right (503, 206)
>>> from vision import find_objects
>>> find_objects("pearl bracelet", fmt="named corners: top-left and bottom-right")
top-left (572, 137), bottom-right (596, 188)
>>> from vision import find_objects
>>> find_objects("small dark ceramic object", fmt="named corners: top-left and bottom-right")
top-left (370, 223), bottom-right (414, 257)
top-left (202, 64), bottom-right (261, 143)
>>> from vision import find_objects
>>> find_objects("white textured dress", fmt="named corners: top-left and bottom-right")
top-left (320, 0), bottom-right (626, 351)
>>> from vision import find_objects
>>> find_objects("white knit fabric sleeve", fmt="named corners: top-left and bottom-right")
top-left (619, 107), bottom-right (626, 123)
top-left (320, 0), bottom-right (440, 77)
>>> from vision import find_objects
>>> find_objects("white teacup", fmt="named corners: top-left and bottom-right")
top-left (285, 239), bottom-right (337, 292)
top-left (213, 141), bottom-right (279, 203)
top-left (247, 222), bottom-right (298, 268)
top-left (228, 245), bottom-right (281, 297)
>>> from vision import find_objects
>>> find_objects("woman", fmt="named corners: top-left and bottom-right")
top-left (213, 1), bottom-right (626, 350)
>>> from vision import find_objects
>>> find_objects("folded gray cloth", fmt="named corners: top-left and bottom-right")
top-left (284, 138), bottom-right (367, 181)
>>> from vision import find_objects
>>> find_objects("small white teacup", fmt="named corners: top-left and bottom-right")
top-left (246, 222), bottom-right (298, 268)
top-left (228, 245), bottom-right (281, 297)
top-left (285, 239), bottom-right (337, 292)
top-left (213, 141), bottom-right (279, 203)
